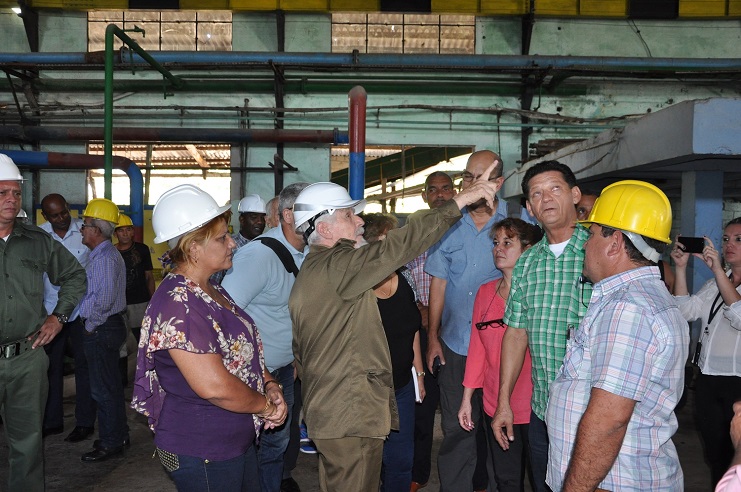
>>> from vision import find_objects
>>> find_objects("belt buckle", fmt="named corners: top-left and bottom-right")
top-left (2, 342), bottom-right (19, 359)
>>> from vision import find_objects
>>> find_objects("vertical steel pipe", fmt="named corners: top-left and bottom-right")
top-left (104, 25), bottom-right (115, 199)
top-left (104, 24), bottom-right (185, 200)
top-left (348, 86), bottom-right (367, 200)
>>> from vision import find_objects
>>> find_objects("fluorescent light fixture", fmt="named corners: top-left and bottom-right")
top-left (12, 7), bottom-right (22, 14)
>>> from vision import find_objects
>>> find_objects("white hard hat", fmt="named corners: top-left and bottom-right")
top-left (0, 154), bottom-right (23, 181)
top-left (293, 182), bottom-right (366, 234)
top-left (237, 194), bottom-right (266, 214)
top-left (152, 184), bottom-right (230, 245)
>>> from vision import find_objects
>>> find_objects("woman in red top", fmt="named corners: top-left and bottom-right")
top-left (458, 218), bottom-right (542, 492)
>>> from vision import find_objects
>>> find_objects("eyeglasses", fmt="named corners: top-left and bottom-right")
top-left (476, 318), bottom-right (505, 330)
top-left (461, 172), bottom-right (500, 183)
top-left (80, 223), bottom-right (98, 231)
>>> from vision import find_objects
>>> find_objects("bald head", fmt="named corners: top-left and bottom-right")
top-left (466, 150), bottom-right (503, 180)
top-left (461, 150), bottom-right (503, 211)
top-left (41, 193), bottom-right (72, 236)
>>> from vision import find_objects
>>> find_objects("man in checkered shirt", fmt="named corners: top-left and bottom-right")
top-left (546, 180), bottom-right (687, 491)
top-left (492, 160), bottom-right (590, 492)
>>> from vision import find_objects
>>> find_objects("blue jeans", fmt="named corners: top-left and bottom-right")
top-left (82, 314), bottom-right (129, 448)
top-left (257, 364), bottom-right (295, 492)
top-left (168, 446), bottom-right (260, 492)
top-left (382, 378), bottom-right (415, 492)
top-left (529, 411), bottom-right (551, 492)
top-left (412, 327), bottom-right (440, 485)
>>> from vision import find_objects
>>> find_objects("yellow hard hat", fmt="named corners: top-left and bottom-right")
top-left (580, 180), bottom-right (672, 244)
top-left (83, 198), bottom-right (120, 224)
top-left (116, 213), bottom-right (133, 229)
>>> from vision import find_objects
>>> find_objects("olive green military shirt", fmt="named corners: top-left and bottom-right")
top-left (0, 221), bottom-right (87, 344)
top-left (290, 199), bottom-right (462, 440)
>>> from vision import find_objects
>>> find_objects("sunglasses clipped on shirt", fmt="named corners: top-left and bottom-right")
top-left (475, 318), bottom-right (505, 330)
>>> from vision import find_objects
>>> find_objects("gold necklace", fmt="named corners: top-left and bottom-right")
top-left (377, 273), bottom-right (397, 298)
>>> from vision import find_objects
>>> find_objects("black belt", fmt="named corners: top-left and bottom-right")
top-left (80, 310), bottom-right (127, 324)
top-left (0, 338), bottom-right (33, 359)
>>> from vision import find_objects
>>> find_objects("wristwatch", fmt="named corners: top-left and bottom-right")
top-left (53, 312), bottom-right (69, 324)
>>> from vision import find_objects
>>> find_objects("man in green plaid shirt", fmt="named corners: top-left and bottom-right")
top-left (492, 161), bottom-right (591, 492)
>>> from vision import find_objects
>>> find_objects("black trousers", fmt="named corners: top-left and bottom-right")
top-left (695, 373), bottom-right (741, 488)
top-left (43, 321), bottom-right (72, 430)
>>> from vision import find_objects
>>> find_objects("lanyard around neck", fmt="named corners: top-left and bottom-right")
top-left (707, 273), bottom-right (733, 330)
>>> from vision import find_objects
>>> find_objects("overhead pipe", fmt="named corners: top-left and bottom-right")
top-left (1, 51), bottom-right (739, 73)
top-left (0, 126), bottom-right (349, 144)
top-left (0, 150), bottom-right (145, 243)
top-left (348, 86), bottom-right (366, 200)
top-left (18, 78), bottom-right (587, 96)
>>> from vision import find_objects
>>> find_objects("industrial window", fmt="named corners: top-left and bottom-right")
top-left (88, 11), bottom-right (232, 52)
top-left (332, 13), bottom-right (475, 54)
top-left (87, 143), bottom-right (231, 206)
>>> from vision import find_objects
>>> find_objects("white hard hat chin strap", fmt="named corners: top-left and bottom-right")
top-left (622, 230), bottom-right (660, 263)
top-left (303, 210), bottom-right (331, 242)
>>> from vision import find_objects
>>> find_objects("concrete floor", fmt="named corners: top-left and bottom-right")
top-left (0, 372), bottom-right (713, 491)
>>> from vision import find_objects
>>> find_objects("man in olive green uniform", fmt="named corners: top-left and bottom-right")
top-left (0, 155), bottom-right (87, 491)
top-left (289, 164), bottom-right (501, 492)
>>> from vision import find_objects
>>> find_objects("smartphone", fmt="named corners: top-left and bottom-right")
top-left (678, 236), bottom-right (705, 254)
top-left (432, 356), bottom-right (442, 378)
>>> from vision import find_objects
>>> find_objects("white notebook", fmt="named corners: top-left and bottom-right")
top-left (412, 367), bottom-right (423, 403)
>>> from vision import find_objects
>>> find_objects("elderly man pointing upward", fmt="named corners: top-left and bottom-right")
top-left (289, 162), bottom-right (502, 492)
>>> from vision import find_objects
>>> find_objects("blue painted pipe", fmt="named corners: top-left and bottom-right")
top-left (0, 151), bottom-right (145, 241)
top-left (113, 52), bottom-right (741, 71)
top-left (1, 52), bottom-right (739, 72)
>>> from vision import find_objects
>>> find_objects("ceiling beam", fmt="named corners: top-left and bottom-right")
top-left (185, 144), bottom-right (209, 168)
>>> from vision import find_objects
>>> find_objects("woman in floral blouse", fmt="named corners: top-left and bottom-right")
top-left (132, 184), bottom-right (286, 491)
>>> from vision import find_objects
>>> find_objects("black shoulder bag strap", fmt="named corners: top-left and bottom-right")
top-left (255, 237), bottom-right (299, 278)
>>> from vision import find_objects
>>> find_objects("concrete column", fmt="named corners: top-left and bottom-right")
top-left (680, 170), bottom-right (723, 342)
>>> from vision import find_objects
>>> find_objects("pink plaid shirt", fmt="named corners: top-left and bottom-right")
top-left (406, 251), bottom-right (430, 306)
